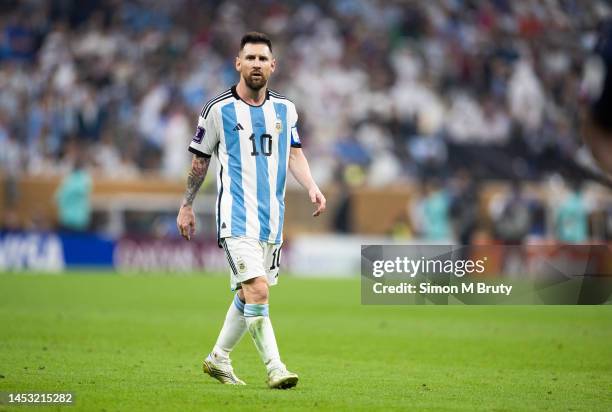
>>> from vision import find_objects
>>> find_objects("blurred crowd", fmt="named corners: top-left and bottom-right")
top-left (405, 175), bottom-right (612, 243)
top-left (1, 0), bottom-right (611, 241)
top-left (330, 168), bottom-right (612, 242)
top-left (0, 0), bottom-right (610, 184)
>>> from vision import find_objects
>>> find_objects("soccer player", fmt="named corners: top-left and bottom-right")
top-left (176, 32), bottom-right (326, 389)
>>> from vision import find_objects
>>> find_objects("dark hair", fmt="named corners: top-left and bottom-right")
top-left (240, 32), bottom-right (272, 52)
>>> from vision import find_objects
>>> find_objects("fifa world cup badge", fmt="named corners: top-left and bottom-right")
top-left (275, 119), bottom-right (283, 134)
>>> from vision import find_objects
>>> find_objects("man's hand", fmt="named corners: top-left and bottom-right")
top-left (177, 205), bottom-right (196, 240)
top-left (309, 186), bottom-right (326, 217)
top-left (288, 147), bottom-right (326, 216)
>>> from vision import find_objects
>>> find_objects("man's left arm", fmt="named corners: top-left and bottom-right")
top-left (288, 147), bottom-right (326, 217)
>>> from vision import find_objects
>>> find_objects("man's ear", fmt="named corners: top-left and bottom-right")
top-left (270, 58), bottom-right (276, 73)
top-left (235, 55), bottom-right (241, 72)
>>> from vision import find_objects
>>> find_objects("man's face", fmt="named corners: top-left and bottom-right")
top-left (236, 43), bottom-right (275, 90)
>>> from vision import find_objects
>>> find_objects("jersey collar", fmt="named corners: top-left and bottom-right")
top-left (231, 85), bottom-right (270, 107)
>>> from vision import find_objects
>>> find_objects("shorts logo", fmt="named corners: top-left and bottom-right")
top-left (237, 259), bottom-right (247, 274)
top-left (193, 126), bottom-right (205, 143)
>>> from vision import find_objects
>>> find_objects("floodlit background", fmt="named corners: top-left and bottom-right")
top-left (0, 0), bottom-right (611, 273)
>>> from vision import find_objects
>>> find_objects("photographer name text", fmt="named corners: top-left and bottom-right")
top-left (372, 282), bottom-right (513, 296)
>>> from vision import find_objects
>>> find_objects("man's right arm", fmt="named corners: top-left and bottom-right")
top-left (177, 101), bottom-right (220, 240)
top-left (177, 154), bottom-right (211, 240)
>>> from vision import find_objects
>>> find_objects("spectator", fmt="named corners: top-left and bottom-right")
top-left (555, 181), bottom-right (589, 243)
top-left (162, 102), bottom-right (192, 179)
top-left (492, 182), bottom-right (532, 244)
top-left (508, 57), bottom-right (545, 133)
top-left (54, 157), bottom-right (92, 232)
top-left (413, 178), bottom-right (451, 241)
top-left (450, 170), bottom-right (480, 245)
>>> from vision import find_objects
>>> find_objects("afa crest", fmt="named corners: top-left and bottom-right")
top-left (237, 259), bottom-right (247, 274)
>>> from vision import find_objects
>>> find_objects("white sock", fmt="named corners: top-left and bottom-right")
top-left (211, 294), bottom-right (247, 361)
top-left (244, 303), bottom-right (284, 372)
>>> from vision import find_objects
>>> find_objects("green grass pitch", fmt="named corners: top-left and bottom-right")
top-left (0, 273), bottom-right (611, 411)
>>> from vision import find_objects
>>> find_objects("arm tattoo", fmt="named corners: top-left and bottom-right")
top-left (181, 155), bottom-right (210, 207)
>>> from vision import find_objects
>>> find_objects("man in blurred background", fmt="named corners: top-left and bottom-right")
top-left (177, 32), bottom-right (325, 389)
top-left (420, 178), bottom-right (451, 241)
top-left (555, 180), bottom-right (589, 243)
top-left (54, 157), bottom-right (92, 233)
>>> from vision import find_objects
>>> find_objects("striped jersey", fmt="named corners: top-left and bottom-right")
top-left (189, 85), bottom-right (301, 245)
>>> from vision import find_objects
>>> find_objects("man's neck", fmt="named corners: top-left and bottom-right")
top-left (236, 81), bottom-right (267, 105)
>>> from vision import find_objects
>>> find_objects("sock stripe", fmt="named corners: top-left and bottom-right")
top-left (233, 294), bottom-right (245, 313)
top-left (244, 303), bottom-right (269, 317)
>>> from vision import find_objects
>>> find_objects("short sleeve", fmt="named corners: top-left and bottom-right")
top-left (189, 108), bottom-right (220, 158)
top-left (289, 103), bottom-right (301, 148)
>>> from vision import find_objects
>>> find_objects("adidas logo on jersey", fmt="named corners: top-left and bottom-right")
top-left (233, 123), bottom-right (244, 131)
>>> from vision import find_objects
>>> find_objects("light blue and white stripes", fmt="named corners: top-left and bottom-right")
top-left (211, 95), bottom-right (296, 244)
top-left (244, 303), bottom-right (269, 317)
top-left (273, 103), bottom-right (288, 244)
top-left (222, 103), bottom-right (247, 237)
top-left (249, 106), bottom-right (271, 241)
top-left (233, 293), bottom-right (245, 313)
top-left (189, 89), bottom-right (299, 245)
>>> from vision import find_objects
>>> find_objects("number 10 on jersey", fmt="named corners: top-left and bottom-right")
top-left (249, 133), bottom-right (273, 157)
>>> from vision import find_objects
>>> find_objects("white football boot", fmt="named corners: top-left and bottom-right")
top-left (267, 366), bottom-right (298, 389)
top-left (202, 354), bottom-right (246, 385)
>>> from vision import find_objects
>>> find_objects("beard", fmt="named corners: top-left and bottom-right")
top-left (244, 72), bottom-right (267, 90)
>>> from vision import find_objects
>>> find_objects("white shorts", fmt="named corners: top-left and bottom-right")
top-left (221, 237), bottom-right (283, 291)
